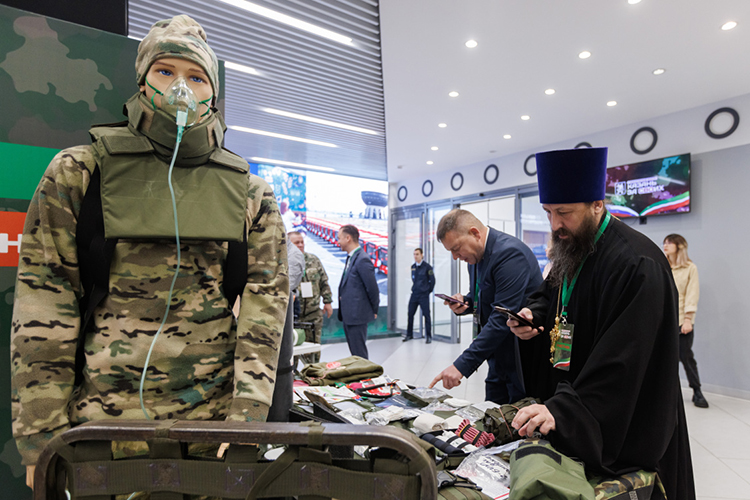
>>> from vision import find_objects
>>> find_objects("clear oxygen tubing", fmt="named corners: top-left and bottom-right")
top-left (138, 108), bottom-right (189, 420)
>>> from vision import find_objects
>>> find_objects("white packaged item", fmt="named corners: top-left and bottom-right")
top-left (444, 397), bottom-right (471, 408)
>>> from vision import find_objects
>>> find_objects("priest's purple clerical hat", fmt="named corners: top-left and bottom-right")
top-left (535, 147), bottom-right (608, 204)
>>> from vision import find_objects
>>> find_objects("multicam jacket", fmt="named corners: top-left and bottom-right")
top-left (298, 252), bottom-right (332, 318)
top-left (10, 104), bottom-right (289, 466)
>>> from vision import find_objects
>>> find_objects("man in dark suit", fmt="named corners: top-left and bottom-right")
top-left (337, 224), bottom-right (380, 359)
top-left (404, 248), bottom-right (435, 343)
top-left (429, 209), bottom-right (543, 404)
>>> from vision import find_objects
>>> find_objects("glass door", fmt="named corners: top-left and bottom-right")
top-left (426, 203), bottom-right (455, 342)
top-left (391, 209), bottom-right (424, 334)
top-left (519, 193), bottom-right (550, 276)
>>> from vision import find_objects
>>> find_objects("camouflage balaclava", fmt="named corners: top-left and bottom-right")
top-left (135, 15), bottom-right (219, 100)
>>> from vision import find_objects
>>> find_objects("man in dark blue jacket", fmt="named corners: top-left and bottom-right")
top-left (404, 248), bottom-right (436, 343)
top-left (337, 224), bottom-right (380, 359)
top-left (429, 209), bottom-right (542, 404)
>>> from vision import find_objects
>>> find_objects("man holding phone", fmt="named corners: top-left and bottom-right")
top-left (429, 209), bottom-right (542, 404)
top-left (507, 148), bottom-right (694, 500)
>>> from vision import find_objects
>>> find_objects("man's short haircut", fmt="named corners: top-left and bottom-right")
top-left (339, 224), bottom-right (359, 242)
top-left (415, 247), bottom-right (423, 254)
top-left (288, 231), bottom-right (303, 238)
top-left (436, 209), bottom-right (483, 242)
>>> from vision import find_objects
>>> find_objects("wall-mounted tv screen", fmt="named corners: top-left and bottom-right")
top-left (605, 153), bottom-right (690, 218)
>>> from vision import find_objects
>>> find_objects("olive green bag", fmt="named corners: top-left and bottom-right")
top-left (509, 439), bottom-right (595, 500)
top-left (300, 356), bottom-right (384, 386)
top-left (482, 397), bottom-right (541, 445)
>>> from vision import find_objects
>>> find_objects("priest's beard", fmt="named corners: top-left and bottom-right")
top-left (547, 211), bottom-right (599, 288)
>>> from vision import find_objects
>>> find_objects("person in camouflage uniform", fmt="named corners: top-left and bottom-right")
top-left (289, 231), bottom-right (332, 364)
top-left (10, 15), bottom-right (288, 489)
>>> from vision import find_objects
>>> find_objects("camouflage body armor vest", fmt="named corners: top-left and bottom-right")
top-left (89, 93), bottom-right (249, 241)
top-left (74, 93), bottom-right (250, 385)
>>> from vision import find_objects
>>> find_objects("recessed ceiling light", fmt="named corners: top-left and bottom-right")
top-left (228, 125), bottom-right (337, 147)
top-left (722, 21), bottom-right (738, 31)
top-left (448, 91), bottom-right (459, 97)
top-left (465, 39), bottom-right (478, 48)
top-left (426, 161), bottom-right (434, 165)
top-left (607, 101), bottom-right (618, 107)
top-left (438, 123), bottom-right (448, 128)
top-left (578, 51), bottom-right (591, 59)
top-left (224, 61), bottom-right (260, 76)
top-left (545, 88), bottom-right (556, 95)
top-left (521, 115), bottom-right (530, 121)
top-left (217, 0), bottom-right (353, 45)
top-left (503, 134), bottom-right (511, 139)
top-left (653, 68), bottom-right (666, 75)
top-left (628, 0), bottom-right (642, 4)
top-left (249, 157), bottom-right (335, 172)
top-left (263, 108), bottom-right (378, 135)
top-left (431, 146), bottom-right (439, 151)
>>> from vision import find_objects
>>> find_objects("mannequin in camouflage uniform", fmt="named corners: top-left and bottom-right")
top-left (289, 231), bottom-right (332, 364)
top-left (10, 15), bottom-right (288, 489)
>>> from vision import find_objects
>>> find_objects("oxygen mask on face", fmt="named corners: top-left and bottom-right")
top-left (161, 76), bottom-right (199, 128)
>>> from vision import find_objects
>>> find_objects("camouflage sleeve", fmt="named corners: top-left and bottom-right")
top-left (317, 255), bottom-right (333, 304)
top-left (227, 177), bottom-right (289, 422)
top-left (10, 146), bottom-right (93, 465)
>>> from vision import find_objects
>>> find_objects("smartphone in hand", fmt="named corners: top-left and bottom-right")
top-left (494, 306), bottom-right (535, 328)
top-left (435, 293), bottom-right (468, 307)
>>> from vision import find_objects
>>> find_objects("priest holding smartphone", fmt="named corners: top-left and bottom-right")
top-left (429, 209), bottom-right (542, 404)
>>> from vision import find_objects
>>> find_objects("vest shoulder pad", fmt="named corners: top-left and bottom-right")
top-left (209, 148), bottom-right (249, 173)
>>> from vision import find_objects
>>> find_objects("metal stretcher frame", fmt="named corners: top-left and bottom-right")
top-left (34, 419), bottom-right (439, 500)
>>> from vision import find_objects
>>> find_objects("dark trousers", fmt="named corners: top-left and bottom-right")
top-left (484, 333), bottom-right (526, 405)
top-left (344, 322), bottom-right (368, 359)
top-left (406, 294), bottom-right (431, 339)
top-left (679, 328), bottom-right (702, 390)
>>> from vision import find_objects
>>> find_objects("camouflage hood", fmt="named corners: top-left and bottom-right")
top-left (135, 14), bottom-right (219, 98)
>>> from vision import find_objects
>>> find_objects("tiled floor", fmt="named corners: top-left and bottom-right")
top-left (318, 336), bottom-right (750, 500)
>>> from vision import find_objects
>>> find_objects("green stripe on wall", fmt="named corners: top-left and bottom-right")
top-left (0, 142), bottom-right (60, 199)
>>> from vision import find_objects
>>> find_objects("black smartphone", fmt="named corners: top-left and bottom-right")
top-left (435, 293), bottom-right (468, 306)
top-left (494, 306), bottom-right (535, 328)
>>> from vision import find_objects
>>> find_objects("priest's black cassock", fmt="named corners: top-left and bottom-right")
top-left (519, 215), bottom-right (695, 500)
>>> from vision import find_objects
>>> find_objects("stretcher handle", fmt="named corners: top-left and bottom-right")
top-left (34, 420), bottom-right (438, 499)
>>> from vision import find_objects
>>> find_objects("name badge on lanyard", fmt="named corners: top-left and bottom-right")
top-left (300, 282), bottom-right (313, 298)
top-left (552, 324), bottom-right (574, 371)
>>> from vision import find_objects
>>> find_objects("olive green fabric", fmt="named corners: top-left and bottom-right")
top-left (509, 439), bottom-right (595, 500)
top-left (301, 356), bottom-right (384, 386)
top-left (482, 397), bottom-right (541, 445)
top-left (90, 94), bottom-right (247, 241)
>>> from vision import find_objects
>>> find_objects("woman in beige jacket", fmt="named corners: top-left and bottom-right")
top-left (663, 234), bottom-right (708, 408)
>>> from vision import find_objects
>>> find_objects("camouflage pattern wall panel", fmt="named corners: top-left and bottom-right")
top-left (0, 5), bottom-right (140, 496)
top-left (0, 5), bottom-right (139, 148)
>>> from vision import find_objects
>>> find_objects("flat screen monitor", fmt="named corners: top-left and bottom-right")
top-left (605, 153), bottom-right (690, 218)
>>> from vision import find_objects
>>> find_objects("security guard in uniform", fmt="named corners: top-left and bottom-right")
top-left (404, 248), bottom-right (436, 343)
